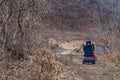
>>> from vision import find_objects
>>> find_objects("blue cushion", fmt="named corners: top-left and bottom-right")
top-left (84, 45), bottom-right (94, 56)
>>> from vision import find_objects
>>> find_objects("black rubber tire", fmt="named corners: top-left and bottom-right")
top-left (92, 61), bottom-right (95, 64)
top-left (83, 61), bottom-right (85, 64)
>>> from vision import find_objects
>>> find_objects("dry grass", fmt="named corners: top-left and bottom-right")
top-left (97, 53), bottom-right (120, 63)
top-left (0, 48), bottom-right (60, 80)
top-left (56, 52), bottom-right (120, 80)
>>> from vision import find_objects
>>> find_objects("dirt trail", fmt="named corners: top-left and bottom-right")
top-left (60, 40), bottom-right (84, 49)
top-left (56, 40), bottom-right (120, 80)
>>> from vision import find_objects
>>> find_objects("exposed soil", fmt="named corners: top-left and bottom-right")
top-left (56, 40), bottom-right (120, 80)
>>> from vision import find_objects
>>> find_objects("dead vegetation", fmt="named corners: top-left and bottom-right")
top-left (0, 48), bottom-right (60, 80)
top-left (0, 0), bottom-right (120, 80)
top-left (56, 50), bottom-right (120, 80)
top-left (97, 53), bottom-right (120, 63)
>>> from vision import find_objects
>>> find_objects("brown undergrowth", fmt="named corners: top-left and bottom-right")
top-left (97, 53), bottom-right (120, 63)
top-left (0, 48), bottom-right (60, 80)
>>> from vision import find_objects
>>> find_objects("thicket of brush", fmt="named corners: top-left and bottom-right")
top-left (0, 0), bottom-right (120, 79)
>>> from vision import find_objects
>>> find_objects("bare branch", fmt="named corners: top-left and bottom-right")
top-left (0, 0), bottom-right (4, 6)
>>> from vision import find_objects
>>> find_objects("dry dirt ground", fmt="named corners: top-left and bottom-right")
top-left (0, 29), bottom-right (119, 80)
top-left (55, 40), bottom-right (120, 80)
